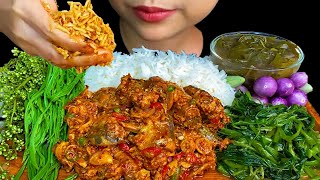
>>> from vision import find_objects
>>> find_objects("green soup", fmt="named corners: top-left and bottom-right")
top-left (213, 33), bottom-right (301, 70)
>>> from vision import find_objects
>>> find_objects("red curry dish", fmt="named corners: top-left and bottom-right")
top-left (53, 74), bottom-right (231, 180)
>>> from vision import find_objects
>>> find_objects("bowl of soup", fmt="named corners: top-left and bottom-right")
top-left (210, 31), bottom-right (304, 87)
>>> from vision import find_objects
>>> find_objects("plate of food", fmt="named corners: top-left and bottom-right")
top-left (1, 1), bottom-right (320, 180)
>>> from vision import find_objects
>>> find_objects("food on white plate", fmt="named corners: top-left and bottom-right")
top-left (48, 0), bottom-right (116, 71)
top-left (53, 74), bottom-right (231, 179)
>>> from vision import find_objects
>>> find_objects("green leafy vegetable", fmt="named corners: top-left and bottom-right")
top-left (217, 91), bottom-right (320, 179)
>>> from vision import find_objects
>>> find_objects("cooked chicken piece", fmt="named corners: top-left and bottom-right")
top-left (184, 85), bottom-right (231, 129)
top-left (54, 74), bottom-right (230, 179)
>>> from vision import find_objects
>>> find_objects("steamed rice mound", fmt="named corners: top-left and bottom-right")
top-left (84, 47), bottom-right (235, 106)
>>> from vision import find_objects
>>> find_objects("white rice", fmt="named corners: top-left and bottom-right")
top-left (84, 47), bottom-right (235, 106)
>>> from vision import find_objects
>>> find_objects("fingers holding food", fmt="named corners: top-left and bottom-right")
top-left (66, 48), bottom-right (114, 69)
top-left (15, 0), bottom-right (94, 56)
top-left (40, 0), bottom-right (58, 12)
top-left (3, 16), bottom-right (70, 68)
top-left (39, 46), bottom-right (113, 70)
top-left (10, 0), bottom-right (57, 35)
top-left (46, 0), bottom-right (116, 71)
top-left (48, 28), bottom-right (95, 54)
top-left (1, 0), bottom-right (115, 70)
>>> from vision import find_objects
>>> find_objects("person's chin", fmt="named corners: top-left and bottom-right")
top-left (137, 27), bottom-right (175, 42)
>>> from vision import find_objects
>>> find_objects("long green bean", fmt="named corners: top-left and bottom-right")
top-left (15, 64), bottom-right (85, 180)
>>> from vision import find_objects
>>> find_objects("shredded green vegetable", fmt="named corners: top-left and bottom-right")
top-left (14, 64), bottom-right (85, 180)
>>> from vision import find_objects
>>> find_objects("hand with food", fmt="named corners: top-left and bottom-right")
top-left (0, 0), bottom-right (115, 69)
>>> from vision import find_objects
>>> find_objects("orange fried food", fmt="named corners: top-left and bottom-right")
top-left (53, 74), bottom-right (231, 180)
top-left (48, 0), bottom-right (116, 72)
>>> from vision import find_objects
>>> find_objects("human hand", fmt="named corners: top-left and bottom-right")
top-left (0, 0), bottom-right (112, 69)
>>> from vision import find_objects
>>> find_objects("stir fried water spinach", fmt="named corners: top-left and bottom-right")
top-left (217, 92), bottom-right (320, 179)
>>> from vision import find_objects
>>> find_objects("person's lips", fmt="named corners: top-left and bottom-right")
top-left (133, 6), bottom-right (176, 23)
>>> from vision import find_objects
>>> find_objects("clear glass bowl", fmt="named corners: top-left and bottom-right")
top-left (210, 31), bottom-right (304, 87)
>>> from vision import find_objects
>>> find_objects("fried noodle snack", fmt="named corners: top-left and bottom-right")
top-left (53, 74), bottom-right (231, 180)
top-left (49, 0), bottom-right (116, 71)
